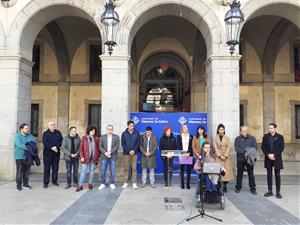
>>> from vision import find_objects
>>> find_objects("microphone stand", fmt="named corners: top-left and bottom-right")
top-left (186, 153), bottom-right (223, 223)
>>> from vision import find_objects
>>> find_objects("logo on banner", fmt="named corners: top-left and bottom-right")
top-left (132, 116), bottom-right (140, 125)
top-left (178, 116), bottom-right (187, 125)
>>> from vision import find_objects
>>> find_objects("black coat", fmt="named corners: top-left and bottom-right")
top-left (177, 134), bottom-right (193, 157)
top-left (24, 141), bottom-right (41, 166)
top-left (261, 133), bottom-right (284, 169)
top-left (159, 134), bottom-right (177, 159)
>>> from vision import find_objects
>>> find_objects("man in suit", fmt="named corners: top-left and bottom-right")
top-left (98, 125), bottom-right (120, 190)
top-left (261, 123), bottom-right (285, 199)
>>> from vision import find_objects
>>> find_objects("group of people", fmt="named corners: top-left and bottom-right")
top-left (13, 120), bottom-right (285, 199)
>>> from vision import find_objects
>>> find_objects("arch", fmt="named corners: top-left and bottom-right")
top-left (242, 0), bottom-right (300, 29)
top-left (137, 37), bottom-right (192, 75)
top-left (118, 0), bottom-right (223, 57)
top-left (7, 0), bottom-right (103, 60)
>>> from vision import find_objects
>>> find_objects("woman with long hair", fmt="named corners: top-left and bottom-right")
top-left (177, 124), bottom-right (193, 189)
top-left (214, 123), bottom-right (234, 192)
top-left (192, 125), bottom-right (211, 159)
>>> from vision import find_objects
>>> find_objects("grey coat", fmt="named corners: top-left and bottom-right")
top-left (140, 134), bottom-right (158, 168)
top-left (61, 135), bottom-right (81, 161)
top-left (99, 134), bottom-right (120, 161)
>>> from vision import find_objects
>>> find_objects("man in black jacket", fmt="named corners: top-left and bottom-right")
top-left (42, 121), bottom-right (63, 188)
top-left (261, 123), bottom-right (284, 199)
top-left (234, 126), bottom-right (258, 194)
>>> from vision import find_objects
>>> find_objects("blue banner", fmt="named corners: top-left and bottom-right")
top-left (130, 112), bottom-right (208, 174)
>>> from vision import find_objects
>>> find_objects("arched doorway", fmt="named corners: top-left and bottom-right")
top-left (139, 53), bottom-right (191, 112)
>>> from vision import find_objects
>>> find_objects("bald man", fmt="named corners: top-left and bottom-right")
top-left (234, 126), bottom-right (258, 195)
top-left (42, 121), bottom-right (63, 188)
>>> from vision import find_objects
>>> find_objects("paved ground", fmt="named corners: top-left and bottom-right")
top-left (0, 175), bottom-right (299, 225)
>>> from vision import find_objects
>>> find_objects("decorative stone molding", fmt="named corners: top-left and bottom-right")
top-left (1, 0), bottom-right (17, 8)
top-left (216, 0), bottom-right (231, 6)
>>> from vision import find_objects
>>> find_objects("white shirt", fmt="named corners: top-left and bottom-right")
top-left (146, 136), bottom-right (151, 153)
top-left (107, 135), bottom-right (112, 152)
top-left (182, 133), bottom-right (189, 152)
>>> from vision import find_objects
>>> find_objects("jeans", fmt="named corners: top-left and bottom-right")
top-left (142, 168), bottom-right (155, 184)
top-left (65, 159), bottom-right (79, 184)
top-left (101, 158), bottom-right (116, 185)
top-left (16, 159), bottom-right (31, 188)
top-left (235, 159), bottom-right (256, 191)
top-left (79, 161), bottom-right (95, 185)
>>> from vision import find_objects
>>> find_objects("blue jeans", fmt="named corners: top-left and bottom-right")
top-left (65, 159), bottom-right (79, 184)
top-left (101, 158), bottom-right (116, 185)
top-left (79, 161), bottom-right (95, 185)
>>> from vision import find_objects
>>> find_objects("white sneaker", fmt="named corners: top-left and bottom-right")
top-left (110, 184), bottom-right (116, 190)
top-left (133, 183), bottom-right (138, 189)
top-left (122, 183), bottom-right (128, 189)
top-left (98, 184), bottom-right (105, 190)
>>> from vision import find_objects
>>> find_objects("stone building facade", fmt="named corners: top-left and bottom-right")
top-left (0, 0), bottom-right (299, 179)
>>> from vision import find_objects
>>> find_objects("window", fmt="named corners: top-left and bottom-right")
top-left (88, 104), bottom-right (101, 136)
top-left (31, 104), bottom-right (39, 137)
top-left (294, 46), bottom-right (300, 82)
top-left (89, 44), bottom-right (102, 82)
top-left (296, 105), bottom-right (300, 139)
top-left (240, 104), bottom-right (244, 127)
top-left (32, 45), bottom-right (41, 82)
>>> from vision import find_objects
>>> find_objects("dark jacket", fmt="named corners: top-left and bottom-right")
top-left (61, 134), bottom-right (81, 161)
top-left (261, 133), bottom-right (284, 169)
top-left (24, 141), bottom-right (41, 166)
top-left (121, 129), bottom-right (140, 154)
top-left (42, 129), bottom-right (63, 156)
top-left (177, 134), bottom-right (193, 156)
top-left (234, 135), bottom-right (258, 161)
top-left (99, 134), bottom-right (120, 160)
top-left (159, 133), bottom-right (177, 159)
top-left (140, 134), bottom-right (158, 168)
top-left (80, 135), bottom-right (100, 165)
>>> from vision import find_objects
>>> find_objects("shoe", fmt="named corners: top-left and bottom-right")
top-left (169, 184), bottom-right (173, 189)
top-left (65, 184), bottom-right (71, 189)
top-left (276, 192), bottom-right (282, 199)
top-left (181, 184), bottom-right (185, 189)
top-left (122, 183), bottom-right (128, 189)
top-left (264, 191), bottom-right (273, 197)
top-left (150, 183), bottom-right (156, 188)
top-left (23, 185), bottom-right (32, 190)
top-left (98, 184), bottom-right (106, 190)
top-left (75, 185), bottom-right (83, 192)
top-left (52, 182), bottom-right (59, 186)
top-left (110, 184), bottom-right (116, 190)
top-left (251, 190), bottom-right (257, 195)
top-left (43, 184), bottom-right (48, 189)
top-left (73, 183), bottom-right (78, 188)
top-left (164, 184), bottom-right (168, 189)
top-left (187, 184), bottom-right (190, 189)
top-left (235, 188), bottom-right (241, 193)
top-left (133, 183), bottom-right (138, 189)
top-left (17, 187), bottom-right (22, 191)
top-left (141, 183), bottom-right (147, 188)
top-left (88, 184), bottom-right (93, 190)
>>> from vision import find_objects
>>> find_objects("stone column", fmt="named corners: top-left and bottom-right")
top-left (0, 55), bottom-right (33, 180)
top-left (206, 55), bottom-right (241, 141)
top-left (100, 54), bottom-right (131, 136)
top-left (57, 82), bottom-right (70, 136)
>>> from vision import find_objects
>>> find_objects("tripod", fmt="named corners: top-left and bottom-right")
top-left (186, 167), bottom-right (223, 222)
